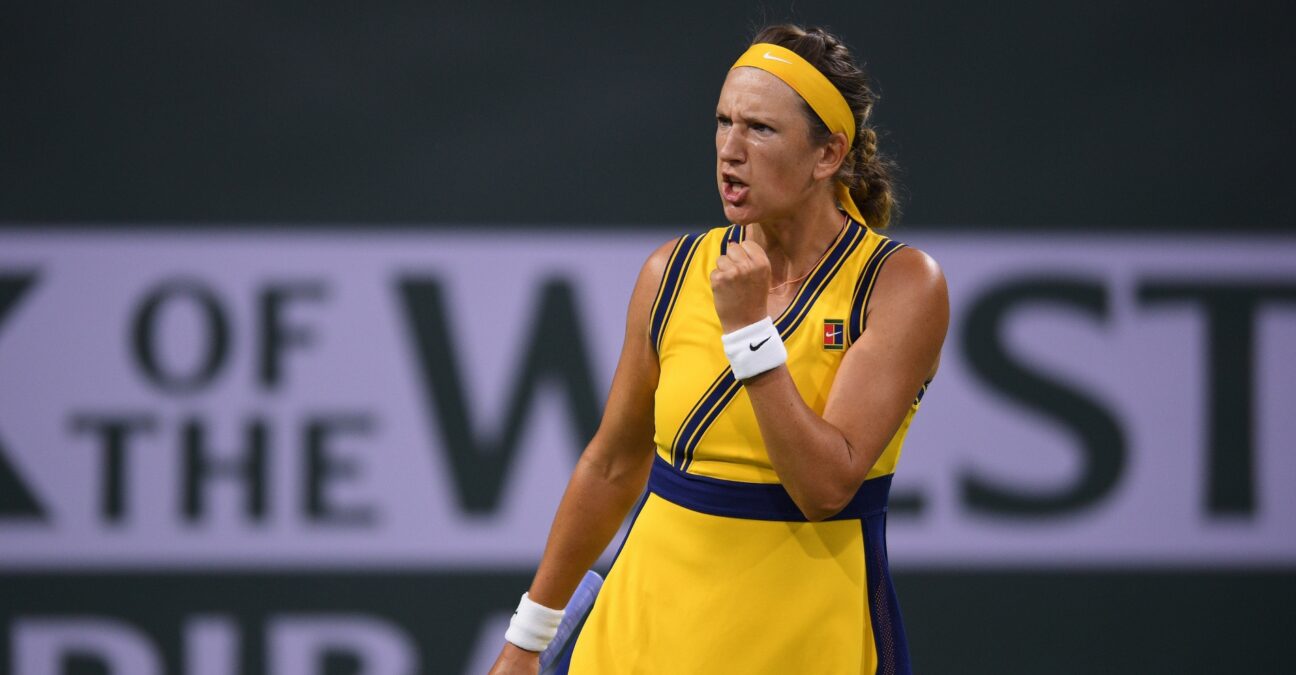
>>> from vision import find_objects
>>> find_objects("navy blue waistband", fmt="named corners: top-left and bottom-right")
top-left (647, 454), bottom-right (891, 522)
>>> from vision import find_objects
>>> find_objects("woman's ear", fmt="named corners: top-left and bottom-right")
top-left (814, 131), bottom-right (850, 181)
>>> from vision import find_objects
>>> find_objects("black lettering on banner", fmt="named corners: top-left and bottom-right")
top-left (131, 279), bottom-right (231, 393)
top-left (397, 277), bottom-right (602, 514)
top-left (888, 492), bottom-right (923, 517)
top-left (961, 278), bottom-right (1126, 517)
top-left (1138, 280), bottom-right (1296, 517)
top-left (69, 415), bottom-right (157, 523)
top-left (259, 282), bottom-right (327, 390)
top-left (0, 273), bottom-right (46, 519)
top-left (305, 414), bottom-right (377, 525)
top-left (183, 416), bottom-right (269, 523)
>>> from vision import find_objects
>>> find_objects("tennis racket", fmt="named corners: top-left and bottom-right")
top-left (538, 570), bottom-right (604, 673)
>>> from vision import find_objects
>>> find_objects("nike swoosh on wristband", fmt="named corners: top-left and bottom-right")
top-left (762, 52), bottom-right (793, 64)
top-left (749, 337), bottom-right (772, 351)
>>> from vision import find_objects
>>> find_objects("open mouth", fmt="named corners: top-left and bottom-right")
top-left (722, 176), bottom-right (749, 204)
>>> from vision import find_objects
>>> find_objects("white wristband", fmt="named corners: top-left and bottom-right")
top-left (504, 592), bottom-right (565, 653)
top-left (721, 316), bottom-right (787, 381)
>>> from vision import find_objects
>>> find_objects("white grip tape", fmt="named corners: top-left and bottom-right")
top-left (505, 592), bottom-right (565, 653)
top-left (721, 316), bottom-right (787, 381)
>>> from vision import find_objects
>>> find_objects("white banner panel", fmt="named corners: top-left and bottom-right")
top-left (0, 230), bottom-right (1293, 569)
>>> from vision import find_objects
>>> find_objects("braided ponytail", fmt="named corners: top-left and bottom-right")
top-left (850, 127), bottom-right (898, 228)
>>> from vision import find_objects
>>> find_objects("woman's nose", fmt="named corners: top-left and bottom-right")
top-left (718, 130), bottom-right (745, 163)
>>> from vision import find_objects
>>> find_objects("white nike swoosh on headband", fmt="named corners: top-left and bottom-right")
top-left (762, 52), bottom-right (793, 64)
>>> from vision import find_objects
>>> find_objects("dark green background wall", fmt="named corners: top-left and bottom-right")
top-left (3, 1), bottom-right (1293, 230)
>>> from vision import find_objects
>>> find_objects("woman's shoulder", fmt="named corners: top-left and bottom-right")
top-left (869, 242), bottom-right (948, 317)
top-left (884, 244), bottom-right (943, 285)
top-left (641, 237), bottom-right (681, 285)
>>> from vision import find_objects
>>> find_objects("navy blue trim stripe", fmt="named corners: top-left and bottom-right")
top-left (647, 236), bottom-right (688, 349)
top-left (609, 489), bottom-right (650, 566)
top-left (848, 238), bottom-right (906, 344)
top-left (670, 367), bottom-right (734, 468)
top-left (775, 221), bottom-right (866, 340)
top-left (719, 224), bottom-right (743, 255)
top-left (649, 454), bottom-right (891, 521)
top-left (671, 221), bottom-right (867, 472)
top-left (649, 233), bottom-right (703, 352)
top-left (658, 235), bottom-right (704, 349)
top-left (861, 513), bottom-right (912, 674)
top-left (848, 240), bottom-right (890, 330)
top-left (677, 377), bottom-right (741, 472)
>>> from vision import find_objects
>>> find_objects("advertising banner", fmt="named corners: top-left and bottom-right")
top-left (1, 229), bottom-right (1293, 673)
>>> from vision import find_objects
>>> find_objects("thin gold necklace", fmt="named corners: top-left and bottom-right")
top-left (757, 214), bottom-right (848, 294)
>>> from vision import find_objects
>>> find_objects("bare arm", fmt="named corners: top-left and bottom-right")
top-left (714, 244), bottom-right (949, 521)
top-left (489, 239), bottom-right (674, 672)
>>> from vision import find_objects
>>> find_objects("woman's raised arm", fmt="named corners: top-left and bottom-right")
top-left (726, 245), bottom-right (949, 521)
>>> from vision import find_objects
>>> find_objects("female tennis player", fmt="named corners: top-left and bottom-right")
top-left (490, 24), bottom-right (948, 674)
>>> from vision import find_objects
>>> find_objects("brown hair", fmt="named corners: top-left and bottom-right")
top-left (751, 24), bottom-right (899, 228)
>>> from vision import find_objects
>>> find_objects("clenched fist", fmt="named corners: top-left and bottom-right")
top-left (711, 240), bottom-right (772, 333)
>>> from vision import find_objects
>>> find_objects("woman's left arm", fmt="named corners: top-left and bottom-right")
top-left (718, 244), bottom-right (949, 520)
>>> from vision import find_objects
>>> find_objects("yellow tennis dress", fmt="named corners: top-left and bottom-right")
top-left (560, 220), bottom-right (922, 675)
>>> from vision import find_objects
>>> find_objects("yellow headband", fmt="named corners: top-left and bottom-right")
top-left (730, 43), bottom-right (866, 226)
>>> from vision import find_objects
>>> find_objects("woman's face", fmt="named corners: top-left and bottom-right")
top-left (715, 67), bottom-right (827, 226)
